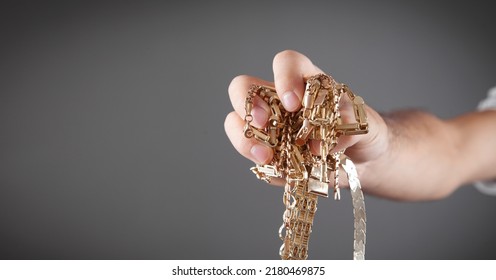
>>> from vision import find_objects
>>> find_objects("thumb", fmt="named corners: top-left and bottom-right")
top-left (272, 50), bottom-right (323, 112)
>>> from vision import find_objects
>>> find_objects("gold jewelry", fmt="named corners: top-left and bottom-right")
top-left (244, 74), bottom-right (368, 260)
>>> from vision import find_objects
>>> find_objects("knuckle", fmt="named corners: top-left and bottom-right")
top-left (228, 75), bottom-right (251, 95)
top-left (223, 113), bottom-right (232, 133)
top-left (224, 111), bottom-right (238, 133)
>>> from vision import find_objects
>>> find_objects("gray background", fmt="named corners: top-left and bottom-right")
top-left (1, 0), bottom-right (495, 259)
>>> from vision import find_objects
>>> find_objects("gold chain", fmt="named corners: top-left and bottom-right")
top-left (244, 74), bottom-right (369, 260)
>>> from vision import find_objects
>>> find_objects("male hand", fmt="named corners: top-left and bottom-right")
top-left (224, 50), bottom-right (389, 190)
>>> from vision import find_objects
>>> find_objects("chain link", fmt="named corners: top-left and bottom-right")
top-left (244, 74), bottom-right (368, 260)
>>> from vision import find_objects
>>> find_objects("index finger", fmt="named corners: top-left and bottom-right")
top-left (228, 75), bottom-right (273, 128)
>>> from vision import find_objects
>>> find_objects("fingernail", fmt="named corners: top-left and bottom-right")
top-left (252, 105), bottom-right (268, 127)
top-left (250, 144), bottom-right (270, 164)
top-left (281, 91), bottom-right (300, 111)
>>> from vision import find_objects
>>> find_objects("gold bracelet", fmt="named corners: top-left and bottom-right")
top-left (244, 74), bottom-right (368, 259)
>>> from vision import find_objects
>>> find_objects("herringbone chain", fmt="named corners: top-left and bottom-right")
top-left (244, 74), bottom-right (368, 259)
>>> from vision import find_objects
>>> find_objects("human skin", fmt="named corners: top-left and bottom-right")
top-left (224, 50), bottom-right (496, 201)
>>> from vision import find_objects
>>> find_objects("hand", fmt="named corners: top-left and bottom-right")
top-left (226, 50), bottom-right (496, 201)
top-left (224, 50), bottom-right (389, 190)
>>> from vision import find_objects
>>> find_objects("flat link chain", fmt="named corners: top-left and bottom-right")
top-left (243, 74), bottom-right (369, 260)
top-left (341, 156), bottom-right (367, 260)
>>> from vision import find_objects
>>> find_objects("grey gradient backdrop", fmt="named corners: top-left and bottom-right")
top-left (1, 0), bottom-right (495, 259)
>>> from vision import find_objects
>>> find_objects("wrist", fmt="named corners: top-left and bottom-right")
top-left (370, 111), bottom-right (462, 200)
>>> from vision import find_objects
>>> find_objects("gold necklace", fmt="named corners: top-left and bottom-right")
top-left (244, 74), bottom-right (368, 260)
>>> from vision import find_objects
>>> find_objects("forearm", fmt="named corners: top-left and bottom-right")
top-left (448, 110), bottom-right (496, 184)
